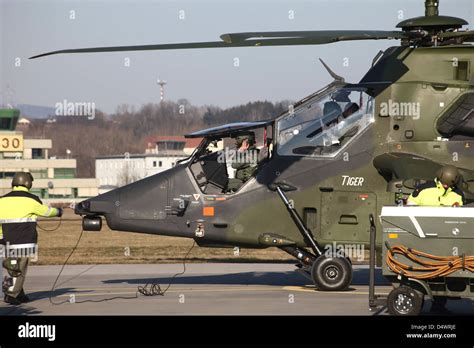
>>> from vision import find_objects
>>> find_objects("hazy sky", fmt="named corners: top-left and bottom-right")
top-left (1, 0), bottom-right (473, 113)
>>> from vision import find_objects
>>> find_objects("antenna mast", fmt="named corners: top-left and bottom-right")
top-left (157, 78), bottom-right (167, 102)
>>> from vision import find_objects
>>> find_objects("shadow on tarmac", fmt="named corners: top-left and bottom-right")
top-left (102, 267), bottom-right (390, 287)
top-left (0, 304), bottom-right (43, 315)
top-left (0, 286), bottom-right (98, 315)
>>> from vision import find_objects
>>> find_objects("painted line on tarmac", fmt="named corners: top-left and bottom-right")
top-left (29, 285), bottom-right (280, 293)
top-left (282, 286), bottom-right (390, 295)
top-left (34, 285), bottom-right (391, 299)
top-left (38, 286), bottom-right (288, 299)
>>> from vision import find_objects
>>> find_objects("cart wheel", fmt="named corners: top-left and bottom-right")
top-left (311, 256), bottom-right (352, 291)
top-left (387, 286), bottom-right (423, 316)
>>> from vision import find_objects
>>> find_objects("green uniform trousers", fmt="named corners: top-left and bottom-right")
top-left (2, 257), bottom-right (29, 298)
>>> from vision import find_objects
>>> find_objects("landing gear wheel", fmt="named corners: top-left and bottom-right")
top-left (311, 256), bottom-right (352, 291)
top-left (387, 286), bottom-right (423, 316)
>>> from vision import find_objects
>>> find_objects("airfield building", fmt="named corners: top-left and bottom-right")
top-left (96, 136), bottom-right (202, 193)
top-left (0, 109), bottom-right (99, 202)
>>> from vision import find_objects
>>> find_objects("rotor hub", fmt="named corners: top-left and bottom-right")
top-left (397, 15), bottom-right (467, 32)
top-left (396, 0), bottom-right (469, 46)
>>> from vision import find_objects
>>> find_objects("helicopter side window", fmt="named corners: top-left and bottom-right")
top-left (436, 92), bottom-right (474, 138)
top-left (189, 132), bottom-right (269, 194)
top-left (189, 140), bottom-right (229, 194)
top-left (277, 88), bottom-right (374, 157)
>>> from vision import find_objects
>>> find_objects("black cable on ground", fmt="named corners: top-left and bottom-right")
top-left (48, 223), bottom-right (196, 304)
top-left (49, 228), bottom-right (87, 305)
top-left (137, 241), bottom-right (196, 296)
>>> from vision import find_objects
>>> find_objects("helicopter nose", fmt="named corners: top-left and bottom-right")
top-left (74, 195), bottom-right (115, 216)
top-left (75, 200), bottom-right (91, 215)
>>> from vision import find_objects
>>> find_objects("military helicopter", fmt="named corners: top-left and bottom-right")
top-left (31, 0), bottom-right (474, 291)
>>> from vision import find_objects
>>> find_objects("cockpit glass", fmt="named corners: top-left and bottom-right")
top-left (277, 87), bottom-right (374, 157)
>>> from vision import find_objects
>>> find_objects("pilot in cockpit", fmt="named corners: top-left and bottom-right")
top-left (323, 101), bottom-right (342, 126)
top-left (226, 132), bottom-right (260, 192)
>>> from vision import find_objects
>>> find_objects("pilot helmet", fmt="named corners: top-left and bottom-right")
top-left (235, 131), bottom-right (256, 147)
top-left (323, 101), bottom-right (342, 118)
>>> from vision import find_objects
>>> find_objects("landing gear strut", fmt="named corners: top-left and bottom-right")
top-left (270, 183), bottom-right (352, 291)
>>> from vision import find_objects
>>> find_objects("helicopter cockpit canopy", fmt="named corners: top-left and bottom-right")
top-left (185, 120), bottom-right (272, 139)
top-left (277, 85), bottom-right (375, 157)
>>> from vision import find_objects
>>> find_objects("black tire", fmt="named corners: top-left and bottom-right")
top-left (387, 286), bottom-right (423, 316)
top-left (311, 256), bottom-right (352, 291)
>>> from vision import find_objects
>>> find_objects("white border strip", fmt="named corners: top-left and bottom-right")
top-left (5, 243), bottom-right (37, 250)
top-left (409, 216), bottom-right (425, 238)
top-left (381, 206), bottom-right (474, 218)
top-left (0, 218), bottom-right (37, 223)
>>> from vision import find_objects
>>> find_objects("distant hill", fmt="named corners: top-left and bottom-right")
top-left (16, 104), bottom-right (56, 119)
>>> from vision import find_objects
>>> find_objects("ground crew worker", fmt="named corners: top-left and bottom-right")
top-left (226, 132), bottom-right (260, 192)
top-left (406, 165), bottom-right (464, 313)
top-left (0, 172), bottom-right (62, 305)
top-left (407, 165), bottom-right (464, 206)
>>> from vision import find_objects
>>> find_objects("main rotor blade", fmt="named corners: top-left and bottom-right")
top-left (440, 30), bottom-right (474, 42)
top-left (30, 41), bottom-right (232, 59)
top-left (30, 30), bottom-right (408, 59)
top-left (219, 30), bottom-right (407, 43)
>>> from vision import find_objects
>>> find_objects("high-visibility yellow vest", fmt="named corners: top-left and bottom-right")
top-left (0, 186), bottom-right (59, 244)
top-left (407, 179), bottom-right (464, 206)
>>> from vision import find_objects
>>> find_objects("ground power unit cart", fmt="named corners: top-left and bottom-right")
top-left (369, 206), bottom-right (474, 315)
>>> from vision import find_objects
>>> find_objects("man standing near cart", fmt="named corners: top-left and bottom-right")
top-left (0, 172), bottom-right (63, 305)
top-left (407, 165), bottom-right (464, 207)
top-left (406, 165), bottom-right (464, 312)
